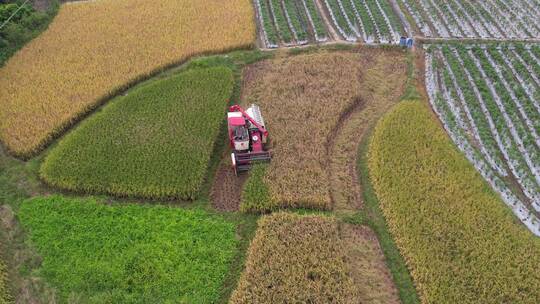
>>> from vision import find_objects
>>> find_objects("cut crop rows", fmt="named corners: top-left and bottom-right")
top-left (398, 0), bottom-right (540, 39)
top-left (322, 0), bottom-right (405, 43)
top-left (255, 0), bottom-right (407, 47)
top-left (254, 0), bottom-right (328, 47)
top-left (425, 44), bottom-right (540, 236)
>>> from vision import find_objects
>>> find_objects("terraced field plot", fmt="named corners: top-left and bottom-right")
top-left (230, 212), bottom-right (399, 303)
top-left (18, 196), bottom-right (238, 303)
top-left (398, 0), bottom-right (540, 39)
top-left (255, 0), bottom-right (406, 47)
top-left (426, 44), bottom-right (540, 236)
top-left (40, 67), bottom-right (234, 200)
top-left (239, 49), bottom-right (407, 212)
top-left (0, 0), bottom-right (254, 158)
top-left (369, 100), bottom-right (540, 304)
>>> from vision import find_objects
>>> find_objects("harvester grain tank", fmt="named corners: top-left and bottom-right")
top-left (227, 104), bottom-right (271, 175)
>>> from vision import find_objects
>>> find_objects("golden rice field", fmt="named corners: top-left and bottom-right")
top-left (0, 0), bottom-right (255, 158)
top-left (369, 101), bottom-right (540, 304)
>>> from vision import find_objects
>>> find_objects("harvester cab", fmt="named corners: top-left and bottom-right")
top-left (227, 104), bottom-right (271, 175)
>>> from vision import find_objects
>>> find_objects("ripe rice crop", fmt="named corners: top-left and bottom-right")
top-left (369, 101), bottom-right (540, 304)
top-left (241, 49), bottom-right (406, 211)
top-left (18, 195), bottom-right (238, 303)
top-left (40, 67), bottom-right (234, 200)
top-left (230, 212), bottom-right (357, 303)
top-left (0, 0), bottom-right (254, 158)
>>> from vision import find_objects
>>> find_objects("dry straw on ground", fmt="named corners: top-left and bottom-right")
top-left (0, 0), bottom-right (254, 158)
top-left (241, 49), bottom-right (406, 210)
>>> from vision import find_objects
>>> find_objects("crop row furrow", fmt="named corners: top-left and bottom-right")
top-left (374, 0), bottom-right (400, 42)
top-left (302, 0), bottom-right (328, 42)
top-left (426, 52), bottom-right (540, 233)
top-left (417, 0), bottom-right (450, 37)
top-left (361, 0), bottom-right (384, 42)
top-left (269, 0), bottom-right (295, 45)
top-left (500, 0), bottom-right (540, 37)
top-left (400, 0), bottom-right (432, 36)
top-left (281, 0), bottom-right (308, 44)
top-left (482, 49), bottom-right (540, 150)
top-left (347, 0), bottom-right (369, 42)
top-left (469, 50), bottom-right (540, 187)
top-left (438, 51), bottom-right (507, 176)
top-left (256, 0), bottom-right (279, 48)
top-left (324, 0), bottom-right (357, 41)
top-left (443, 1), bottom-right (475, 38)
top-left (451, 47), bottom-right (540, 210)
top-left (425, 0), bottom-right (462, 37)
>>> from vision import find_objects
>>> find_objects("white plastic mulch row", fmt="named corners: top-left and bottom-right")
top-left (426, 52), bottom-right (540, 237)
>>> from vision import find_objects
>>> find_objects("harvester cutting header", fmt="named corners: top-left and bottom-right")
top-left (227, 104), bottom-right (271, 175)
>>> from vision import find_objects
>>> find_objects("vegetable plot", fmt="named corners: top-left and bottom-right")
top-left (425, 44), bottom-right (540, 236)
top-left (255, 0), bottom-right (329, 47)
top-left (398, 0), bottom-right (540, 39)
top-left (0, 0), bottom-right (254, 158)
top-left (255, 0), bottom-right (406, 47)
top-left (40, 67), bottom-right (234, 200)
top-left (322, 0), bottom-right (405, 43)
top-left (18, 196), bottom-right (238, 303)
top-left (369, 100), bottom-right (540, 304)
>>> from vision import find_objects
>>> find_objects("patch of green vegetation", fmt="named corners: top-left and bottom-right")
top-left (239, 164), bottom-right (274, 213)
top-left (40, 67), bottom-right (235, 200)
top-left (0, 0), bottom-right (59, 66)
top-left (18, 195), bottom-right (238, 303)
top-left (400, 50), bottom-right (421, 101)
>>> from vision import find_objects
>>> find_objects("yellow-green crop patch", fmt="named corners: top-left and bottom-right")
top-left (18, 195), bottom-right (238, 303)
top-left (230, 212), bottom-right (357, 303)
top-left (369, 101), bottom-right (540, 304)
top-left (40, 67), bottom-right (234, 200)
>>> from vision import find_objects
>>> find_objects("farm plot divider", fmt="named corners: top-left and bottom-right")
top-left (425, 44), bottom-right (540, 236)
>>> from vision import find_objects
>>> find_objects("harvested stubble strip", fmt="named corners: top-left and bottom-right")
top-left (40, 67), bottom-right (234, 200)
top-left (0, 0), bottom-right (254, 158)
top-left (369, 100), bottom-right (540, 304)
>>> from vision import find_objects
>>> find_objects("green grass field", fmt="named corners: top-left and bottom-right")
top-left (40, 67), bottom-right (234, 200)
top-left (18, 195), bottom-right (238, 303)
top-left (368, 100), bottom-right (540, 304)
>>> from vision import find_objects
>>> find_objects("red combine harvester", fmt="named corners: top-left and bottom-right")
top-left (227, 104), bottom-right (271, 175)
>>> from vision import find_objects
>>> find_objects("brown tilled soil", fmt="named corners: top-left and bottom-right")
top-left (210, 157), bottom-right (248, 212)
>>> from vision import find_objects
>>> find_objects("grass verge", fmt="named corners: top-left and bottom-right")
top-left (368, 100), bottom-right (540, 303)
top-left (18, 195), bottom-right (239, 303)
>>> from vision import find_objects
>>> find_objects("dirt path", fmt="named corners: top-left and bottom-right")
top-left (210, 157), bottom-right (248, 212)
